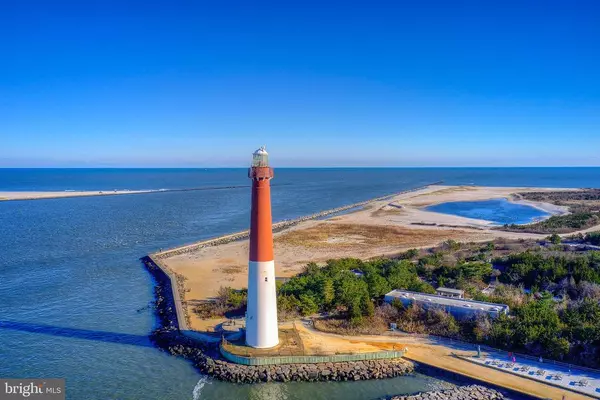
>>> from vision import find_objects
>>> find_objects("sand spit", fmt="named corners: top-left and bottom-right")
top-left (158, 185), bottom-right (589, 331)
top-left (0, 189), bottom-right (157, 201)
top-left (0, 185), bottom-right (257, 201)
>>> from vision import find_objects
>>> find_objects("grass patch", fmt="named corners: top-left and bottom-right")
top-left (214, 265), bottom-right (244, 275)
top-left (275, 223), bottom-right (471, 249)
top-left (313, 315), bottom-right (388, 336)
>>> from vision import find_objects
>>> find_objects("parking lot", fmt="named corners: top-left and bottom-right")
top-left (468, 351), bottom-right (600, 398)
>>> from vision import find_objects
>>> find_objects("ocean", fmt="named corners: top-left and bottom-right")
top-left (1, 168), bottom-right (599, 400)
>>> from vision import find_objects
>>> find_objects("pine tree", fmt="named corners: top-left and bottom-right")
top-left (321, 278), bottom-right (335, 308)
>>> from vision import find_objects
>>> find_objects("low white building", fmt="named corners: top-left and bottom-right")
top-left (384, 289), bottom-right (509, 319)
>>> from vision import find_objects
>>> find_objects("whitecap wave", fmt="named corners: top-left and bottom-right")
top-left (192, 375), bottom-right (211, 400)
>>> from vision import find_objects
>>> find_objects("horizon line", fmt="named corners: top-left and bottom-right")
top-left (2, 165), bottom-right (600, 169)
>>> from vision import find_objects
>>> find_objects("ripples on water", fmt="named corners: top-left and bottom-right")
top-left (1, 168), bottom-right (599, 399)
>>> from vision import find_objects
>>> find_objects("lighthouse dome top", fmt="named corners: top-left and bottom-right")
top-left (252, 146), bottom-right (269, 167)
top-left (253, 146), bottom-right (268, 155)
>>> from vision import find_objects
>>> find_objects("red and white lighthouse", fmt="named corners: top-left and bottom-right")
top-left (246, 146), bottom-right (279, 348)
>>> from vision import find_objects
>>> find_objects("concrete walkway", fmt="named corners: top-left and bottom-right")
top-left (300, 322), bottom-right (595, 400)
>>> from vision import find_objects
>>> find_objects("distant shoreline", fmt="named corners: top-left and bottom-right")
top-left (0, 189), bottom-right (156, 201)
top-left (0, 185), bottom-right (253, 201)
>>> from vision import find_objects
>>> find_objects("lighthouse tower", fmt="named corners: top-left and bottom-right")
top-left (246, 146), bottom-right (279, 348)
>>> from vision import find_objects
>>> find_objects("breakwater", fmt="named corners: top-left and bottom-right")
top-left (390, 385), bottom-right (504, 400)
top-left (141, 255), bottom-right (181, 330)
top-left (220, 342), bottom-right (405, 366)
top-left (201, 357), bottom-right (414, 383)
top-left (152, 181), bottom-right (443, 259)
top-left (162, 332), bottom-right (413, 383)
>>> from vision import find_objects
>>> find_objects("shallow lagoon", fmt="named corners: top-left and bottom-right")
top-left (426, 198), bottom-right (550, 225)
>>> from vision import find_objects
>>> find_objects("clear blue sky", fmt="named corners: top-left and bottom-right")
top-left (1, 1), bottom-right (599, 167)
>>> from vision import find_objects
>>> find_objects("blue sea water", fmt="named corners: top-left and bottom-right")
top-left (1, 168), bottom-right (599, 400)
top-left (426, 198), bottom-right (550, 225)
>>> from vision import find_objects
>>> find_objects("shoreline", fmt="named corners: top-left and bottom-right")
top-left (509, 197), bottom-right (570, 216)
top-left (148, 181), bottom-right (446, 332)
top-left (142, 255), bottom-right (416, 383)
top-left (0, 189), bottom-right (156, 201)
top-left (159, 184), bottom-right (599, 329)
top-left (0, 185), bottom-right (253, 201)
top-left (142, 256), bottom-right (568, 397)
top-left (142, 255), bottom-right (535, 396)
top-left (152, 181), bottom-right (444, 259)
top-left (142, 184), bottom-right (599, 397)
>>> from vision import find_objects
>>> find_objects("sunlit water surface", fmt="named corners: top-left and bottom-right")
top-left (426, 198), bottom-right (550, 225)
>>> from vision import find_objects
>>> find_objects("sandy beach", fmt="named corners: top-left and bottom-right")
top-left (0, 189), bottom-right (156, 201)
top-left (159, 185), bottom-right (588, 330)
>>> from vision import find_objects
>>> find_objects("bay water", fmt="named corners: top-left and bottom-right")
top-left (1, 168), bottom-right (599, 399)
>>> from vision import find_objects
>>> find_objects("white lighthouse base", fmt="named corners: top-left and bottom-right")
top-left (246, 260), bottom-right (279, 348)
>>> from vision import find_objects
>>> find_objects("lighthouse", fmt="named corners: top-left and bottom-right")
top-left (246, 146), bottom-right (279, 348)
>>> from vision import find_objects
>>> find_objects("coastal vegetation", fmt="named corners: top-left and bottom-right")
top-left (192, 286), bottom-right (247, 319)
top-left (498, 189), bottom-right (600, 234)
top-left (583, 231), bottom-right (600, 245)
top-left (278, 239), bottom-right (600, 368)
top-left (192, 235), bottom-right (600, 368)
top-left (501, 212), bottom-right (600, 234)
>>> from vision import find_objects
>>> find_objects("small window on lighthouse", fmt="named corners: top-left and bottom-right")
top-left (264, 277), bottom-right (268, 282)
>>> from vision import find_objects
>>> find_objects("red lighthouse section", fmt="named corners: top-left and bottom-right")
top-left (248, 163), bottom-right (274, 262)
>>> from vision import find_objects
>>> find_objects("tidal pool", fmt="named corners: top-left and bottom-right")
top-left (426, 198), bottom-right (550, 225)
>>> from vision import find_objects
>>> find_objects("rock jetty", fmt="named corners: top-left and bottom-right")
top-left (161, 333), bottom-right (413, 383)
top-left (390, 385), bottom-right (504, 400)
top-left (203, 358), bottom-right (413, 383)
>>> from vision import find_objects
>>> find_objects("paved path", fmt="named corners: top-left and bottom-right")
top-left (300, 322), bottom-right (595, 400)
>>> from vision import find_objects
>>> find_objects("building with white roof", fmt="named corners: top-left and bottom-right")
top-left (384, 289), bottom-right (509, 319)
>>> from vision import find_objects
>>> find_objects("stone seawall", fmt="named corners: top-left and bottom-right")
top-left (141, 255), bottom-right (179, 330)
top-left (201, 357), bottom-right (414, 383)
top-left (390, 385), bottom-right (505, 400)
top-left (152, 181), bottom-right (443, 259)
top-left (161, 332), bottom-right (414, 383)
